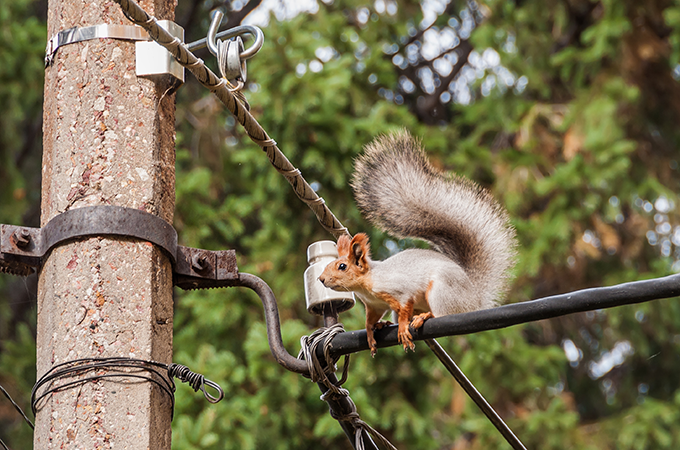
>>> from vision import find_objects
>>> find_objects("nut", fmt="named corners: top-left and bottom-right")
top-left (13, 229), bottom-right (31, 248)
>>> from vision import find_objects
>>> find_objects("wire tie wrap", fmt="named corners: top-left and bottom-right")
top-left (30, 357), bottom-right (225, 419)
top-left (167, 363), bottom-right (225, 404)
top-left (298, 324), bottom-right (397, 450)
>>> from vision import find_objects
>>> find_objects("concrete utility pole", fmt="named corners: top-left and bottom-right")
top-left (37, 0), bottom-right (176, 447)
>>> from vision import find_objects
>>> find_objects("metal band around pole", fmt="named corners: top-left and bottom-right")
top-left (45, 24), bottom-right (150, 66)
top-left (1, 206), bottom-right (177, 264)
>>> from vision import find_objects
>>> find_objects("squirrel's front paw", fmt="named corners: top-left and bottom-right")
top-left (397, 327), bottom-right (415, 352)
top-left (410, 312), bottom-right (434, 330)
top-left (366, 330), bottom-right (379, 357)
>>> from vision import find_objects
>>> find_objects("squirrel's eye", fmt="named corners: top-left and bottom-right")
top-left (338, 263), bottom-right (347, 271)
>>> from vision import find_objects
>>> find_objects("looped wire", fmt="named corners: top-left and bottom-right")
top-left (167, 363), bottom-right (225, 404)
top-left (31, 357), bottom-right (224, 419)
top-left (31, 357), bottom-right (175, 416)
top-left (309, 197), bottom-right (326, 206)
top-left (280, 168), bottom-right (302, 178)
top-left (298, 324), bottom-right (348, 386)
top-left (298, 325), bottom-right (397, 450)
top-left (249, 137), bottom-right (277, 148)
top-left (185, 57), bottom-right (204, 69)
top-left (227, 80), bottom-right (245, 92)
top-left (330, 401), bottom-right (398, 450)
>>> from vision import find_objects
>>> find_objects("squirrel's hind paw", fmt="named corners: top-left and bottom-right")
top-left (410, 312), bottom-right (434, 330)
top-left (373, 320), bottom-right (393, 330)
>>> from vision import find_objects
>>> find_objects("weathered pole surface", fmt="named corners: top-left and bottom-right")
top-left (36, 0), bottom-right (176, 447)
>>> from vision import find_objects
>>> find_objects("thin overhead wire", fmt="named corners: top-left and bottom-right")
top-left (0, 382), bottom-right (34, 450)
top-left (425, 339), bottom-right (526, 450)
top-left (0, 382), bottom-right (34, 428)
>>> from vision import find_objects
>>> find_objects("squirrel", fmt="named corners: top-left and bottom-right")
top-left (318, 130), bottom-right (517, 356)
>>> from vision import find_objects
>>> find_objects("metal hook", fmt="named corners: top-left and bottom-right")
top-left (186, 10), bottom-right (264, 60)
top-left (206, 9), bottom-right (224, 57)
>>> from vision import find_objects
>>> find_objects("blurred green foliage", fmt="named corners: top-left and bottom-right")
top-left (3, 0), bottom-right (680, 448)
top-left (0, 0), bottom-right (44, 447)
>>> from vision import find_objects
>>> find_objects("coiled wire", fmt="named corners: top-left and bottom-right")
top-left (30, 357), bottom-right (224, 419)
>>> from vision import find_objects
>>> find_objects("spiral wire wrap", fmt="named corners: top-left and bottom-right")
top-left (167, 363), bottom-right (224, 403)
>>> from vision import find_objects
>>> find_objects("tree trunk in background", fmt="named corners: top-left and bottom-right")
top-left (36, 0), bottom-right (176, 447)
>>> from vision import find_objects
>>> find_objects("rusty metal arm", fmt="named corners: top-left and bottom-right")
top-left (177, 272), bottom-right (310, 374)
top-left (231, 273), bottom-right (309, 374)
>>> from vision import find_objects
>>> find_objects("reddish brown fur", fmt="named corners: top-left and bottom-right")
top-left (320, 233), bottom-right (373, 293)
top-left (349, 233), bottom-right (371, 267)
top-left (336, 234), bottom-right (351, 256)
top-left (320, 233), bottom-right (438, 355)
top-left (364, 306), bottom-right (384, 357)
top-left (398, 299), bottom-right (416, 351)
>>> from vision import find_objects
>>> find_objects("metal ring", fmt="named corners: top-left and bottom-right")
top-left (191, 10), bottom-right (264, 60)
top-left (217, 36), bottom-right (246, 81)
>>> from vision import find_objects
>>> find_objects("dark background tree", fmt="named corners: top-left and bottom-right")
top-left (3, 0), bottom-right (680, 448)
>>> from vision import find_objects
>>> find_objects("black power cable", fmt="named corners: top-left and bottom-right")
top-left (325, 273), bottom-right (680, 357)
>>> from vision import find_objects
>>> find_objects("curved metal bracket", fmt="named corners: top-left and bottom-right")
top-left (0, 206), bottom-right (238, 282)
top-left (175, 272), bottom-right (309, 374)
top-left (233, 273), bottom-right (309, 374)
top-left (1, 206), bottom-right (177, 263)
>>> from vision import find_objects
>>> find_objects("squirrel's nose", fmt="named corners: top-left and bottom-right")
top-left (318, 275), bottom-right (326, 285)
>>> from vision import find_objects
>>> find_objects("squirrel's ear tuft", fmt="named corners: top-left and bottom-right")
top-left (350, 233), bottom-right (371, 267)
top-left (336, 234), bottom-right (351, 257)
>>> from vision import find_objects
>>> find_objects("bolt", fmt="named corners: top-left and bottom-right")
top-left (13, 229), bottom-right (31, 248)
top-left (192, 254), bottom-right (207, 272)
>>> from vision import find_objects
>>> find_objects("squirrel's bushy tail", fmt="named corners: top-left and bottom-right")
top-left (352, 130), bottom-right (516, 306)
